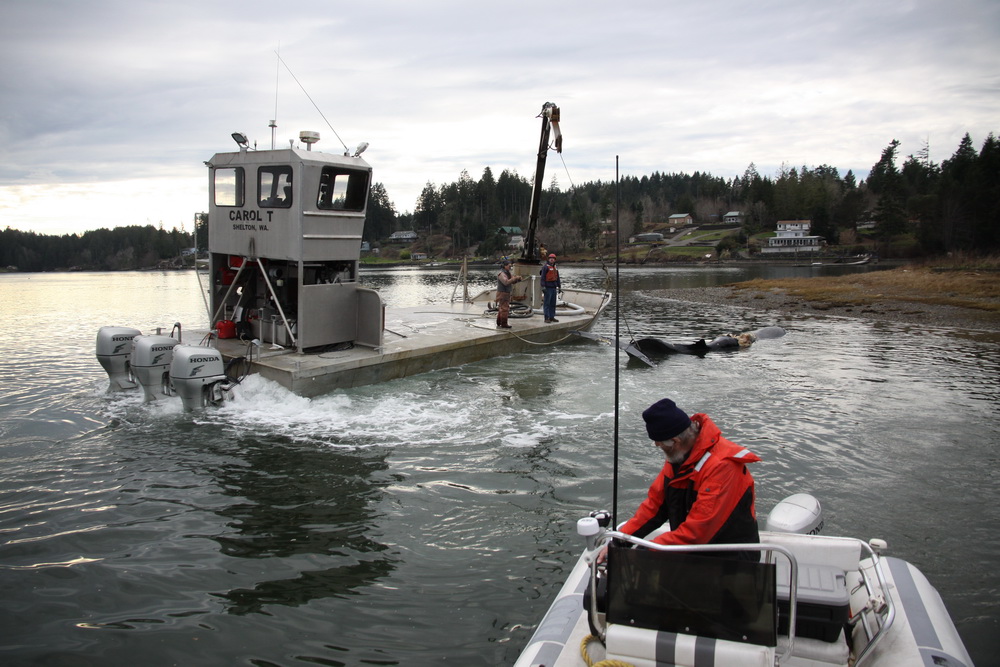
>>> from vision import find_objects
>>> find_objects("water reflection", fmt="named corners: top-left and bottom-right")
top-left (198, 436), bottom-right (396, 613)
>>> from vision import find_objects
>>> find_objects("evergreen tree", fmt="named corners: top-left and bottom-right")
top-left (938, 134), bottom-right (980, 250)
top-left (366, 183), bottom-right (396, 243)
top-left (195, 213), bottom-right (209, 250)
top-left (868, 140), bottom-right (909, 240)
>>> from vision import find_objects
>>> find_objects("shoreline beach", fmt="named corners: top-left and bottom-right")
top-left (649, 284), bottom-right (1000, 334)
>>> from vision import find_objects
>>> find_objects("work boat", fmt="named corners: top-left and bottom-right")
top-left (515, 494), bottom-right (973, 667)
top-left (96, 103), bottom-right (610, 408)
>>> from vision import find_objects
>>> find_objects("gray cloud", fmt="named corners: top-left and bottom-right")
top-left (1, 0), bottom-right (997, 233)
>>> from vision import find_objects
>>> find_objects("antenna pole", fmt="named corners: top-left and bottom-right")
top-left (612, 156), bottom-right (621, 527)
top-left (272, 46), bottom-right (280, 149)
top-left (275, 51), bottom-right (350, 154)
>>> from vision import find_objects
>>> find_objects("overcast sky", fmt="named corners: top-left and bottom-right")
top-left (1, 0), bottom-right (997, 236)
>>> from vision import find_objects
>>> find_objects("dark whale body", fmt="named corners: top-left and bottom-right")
top-left (636, 325), bottom-right (787, 357)
top-left (573, 327), bottom-right (786, 367)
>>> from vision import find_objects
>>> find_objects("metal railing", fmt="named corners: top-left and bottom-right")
top-left (592, 531), bottom-right (800, 665)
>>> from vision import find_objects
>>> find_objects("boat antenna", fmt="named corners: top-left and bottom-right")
top-left (271, 44), bottom-right (280, 150)
top-left (274, 51), bottom-right (350, 154)
top-left (612, 156), bottom-right (621, 527)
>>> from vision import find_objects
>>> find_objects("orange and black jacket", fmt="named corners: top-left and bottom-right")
top-left (620, 413), bottom-right (761, 559)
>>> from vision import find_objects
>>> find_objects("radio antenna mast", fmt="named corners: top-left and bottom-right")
top-left (274, 51), bottom-right (350, 154)
top-left (612, 155), bottom-right (621, 526)
top-left (271, 45), bottom-right (280, 149)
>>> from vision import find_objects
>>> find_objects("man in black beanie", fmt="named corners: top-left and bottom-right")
top-left (600, 398), bottom-right (761, 561)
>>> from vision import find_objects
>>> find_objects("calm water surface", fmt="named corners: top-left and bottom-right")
top-left (1, 267), bottom-right (997, 665)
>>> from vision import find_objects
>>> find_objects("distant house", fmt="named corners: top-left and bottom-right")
top-left (761, 220), bottom-right (823, 254)
top-left (668, 213), bottom-right (693, 226)
top-left (388, 230), bottom-right (418, 242)
top-left (723, 211), bottom-right (744, 225)
top-left (411, 252), bottom-right (427, 260)
top-left (496, 226), bottom-right (524, 249)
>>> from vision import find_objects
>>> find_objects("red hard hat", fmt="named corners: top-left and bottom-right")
top-left (548, 253), bottom-right (556, 258)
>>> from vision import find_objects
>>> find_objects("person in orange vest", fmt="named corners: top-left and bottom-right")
top-left (539, 253), bottom-right (561, 322)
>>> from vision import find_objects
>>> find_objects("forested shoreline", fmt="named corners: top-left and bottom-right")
top-left (3, 133), bottom-right (997, 272)
top-left (1, 225), bottom-right (196, 273)
top-left (392, 133), bottom-right (999, 259)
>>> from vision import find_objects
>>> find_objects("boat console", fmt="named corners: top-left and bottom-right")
top-left (205, 134), bottom-right (383, 353)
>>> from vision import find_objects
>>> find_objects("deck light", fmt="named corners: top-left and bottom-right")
top-left (231, 132), bottom-right (249, 149)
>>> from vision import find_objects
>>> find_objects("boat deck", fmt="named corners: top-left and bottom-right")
top-left (202, 293), bottom-right (609, 397)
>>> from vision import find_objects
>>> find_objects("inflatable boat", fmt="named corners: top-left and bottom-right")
top-left (514, 493), bottom-right (972, 667)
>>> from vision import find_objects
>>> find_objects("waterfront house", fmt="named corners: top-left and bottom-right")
top-left (387, 230), bottom-right (418, 242)
top-left (761, 220), bottom-right (823, 254)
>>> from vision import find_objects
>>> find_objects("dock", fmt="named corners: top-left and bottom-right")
top-left (208, 289), bottom-right (610, 397)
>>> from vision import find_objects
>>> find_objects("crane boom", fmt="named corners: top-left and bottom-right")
top-left (521, 102), bottom-right (561, 264)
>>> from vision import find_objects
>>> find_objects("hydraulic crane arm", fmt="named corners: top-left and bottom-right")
top-left (521, 102), bottom-right (561, 264)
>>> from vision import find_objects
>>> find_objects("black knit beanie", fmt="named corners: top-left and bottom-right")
top-left (642, 398), bottom-right (692, 441)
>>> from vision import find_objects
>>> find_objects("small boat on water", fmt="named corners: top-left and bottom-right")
top-left (795, 255), bottom-right (872, 268)
top-left (513, 493), bottom-right (973, 667)
top-left (96, 103), bottom-right (610, 409)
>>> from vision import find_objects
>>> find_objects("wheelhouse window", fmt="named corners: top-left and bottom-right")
top-left (317, 167), bottom-right (369, 211)
top-left (259, 166), bottom-right (293, 208)
top-left (213, 167), bottom-right (244, 207)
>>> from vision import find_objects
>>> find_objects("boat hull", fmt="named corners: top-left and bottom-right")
top-left (514, 530), bottom-right (973, 667)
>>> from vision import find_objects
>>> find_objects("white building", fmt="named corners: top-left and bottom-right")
top-left (387, 230), bottom-right (418, 242)
top-left (723, 211), bottom-right (744, 224)
top-left (761, 220), bottom-right (823, 254)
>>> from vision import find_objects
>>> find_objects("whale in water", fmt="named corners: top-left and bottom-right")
top-left (573, 326), bottom-right (786, 367)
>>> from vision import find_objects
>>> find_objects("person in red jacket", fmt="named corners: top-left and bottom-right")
top-left (599, 398), bottom-right (761, 562)
top-left (539, 254), bottom-right (561, 322)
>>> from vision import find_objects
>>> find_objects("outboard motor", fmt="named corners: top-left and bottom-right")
top-left (765, 493), bottom-right (824, 535)
top-left (169, 345), bottom-right (232, 411)
top-left (96, 326), bottom-right (141, 391)
top-left (130, 335), bottom-right (180, 402)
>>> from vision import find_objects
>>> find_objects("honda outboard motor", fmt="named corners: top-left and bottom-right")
top-left (765, 493), bottom-right (824, 535)
top-left (96, 326), bottom-right (141, 391)
top-left (169, 345), bottom-right (231, 411)
top-left (130, 335), bottom-right (180, 402)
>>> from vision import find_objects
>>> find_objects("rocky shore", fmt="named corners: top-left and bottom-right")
top-left (649, 285), bottom-right (1000, 333)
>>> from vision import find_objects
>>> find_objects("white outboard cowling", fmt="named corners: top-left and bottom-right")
top-left (96, 326), bottom-right (142, 391)
top-left (130, 335), bottom-right (180, 402)
top-left (169, 345), bottom-right (230, 411)
top-left (765, 493), bottom-right (824, 535)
